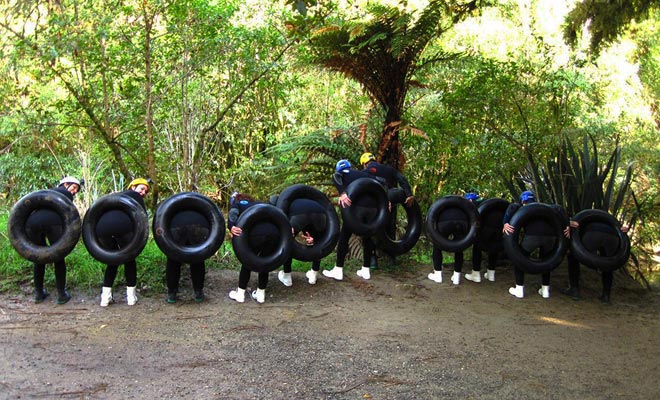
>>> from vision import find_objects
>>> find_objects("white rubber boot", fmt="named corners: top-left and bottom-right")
top-left (322, 266), bottom-right (343, 281)
top-left (126, 286), bottom-right (138, 306)
top-left (509, 285), bottom-right (524, 299)
top-left (278, 271), bottom-right (293, 287)
top-left (229, 288), bottom-right (245, 303)
top-left (538, 285), bottom-right (550, 299)
top-left (427, 270), bottom-right (442, 283)
top-left (451, 271), bottom-right (461, 285)
top-left (356, 266), bottom-right (371, 280)
top-left (465, 270), bottom-right (482, 283)
top-left (465, 271), bottom-right (481, 283)
top-left (100, 287), bottom-right (113, 307)
top-left (484, 269), bottom-right (496, 282)
top-left (306, 269), bottom-right (318, 285)
top-left (251, 288), bottom-right (266, 304)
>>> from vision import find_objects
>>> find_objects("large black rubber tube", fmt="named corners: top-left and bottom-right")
top-left (476, 198), bottom-right (509, 253)
top-left (82, 193), bottom-right (149, 265)
top-left (275, 184), bottom-right (340, 262)
top-left (570, 209), bottom-right (630, 272)
top-left (8, 189), bottom-right (81, 263)
top-left (340, 178), bottom-right (389, 237)
top-left (231, 203), bottom-right (293, 273)
top-left (425, 195), bottom-right (480, 252)
top-left (377, 188), bottom-right (422, 256)
top-left (502, 203), bottom-right (568, 274)
top-left (152, 192), bottom-right (225, 263)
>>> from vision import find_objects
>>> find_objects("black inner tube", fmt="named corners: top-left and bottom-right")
top-left (570, 209), bottom-right (630, 272)
top-left (340, 178), bottom-right (389, 237)
top-left (476, 198), bottom-right (509, 254)
top-left (275, 184), bottom-right (340, 262)
top-left (152, 192), bottom-right (225, 263)
top-left (82, 193), bottom-right (149, 265)
top-left (425, 195), bottom-right (480, 252)
top-left (377, 188), bottom-right (422, 256)
top-left (502, 203), bottom-right (568, 274)
top-left (8, 189), bottom-right (81, 264)
top-left (231, 203), bottom-right (293, 273)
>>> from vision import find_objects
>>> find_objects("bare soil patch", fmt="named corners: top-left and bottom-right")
top-left (1, 263), bottom-right (659, 399)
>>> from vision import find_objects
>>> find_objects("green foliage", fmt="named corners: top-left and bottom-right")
top-left (288, 257), bottom-right (335, 273)
top-left (0, 0), bottom-right (298, 201)
top-left (410, 51), bottom-right (591, 202)
top-left (632, 9), bottom-right (660, 115)
top-left (159, 0), bottom-right (296, 194)
top-left (564, 0), bottom-right (659, 55)
top-left (0, 210), bottom-right (26, 291)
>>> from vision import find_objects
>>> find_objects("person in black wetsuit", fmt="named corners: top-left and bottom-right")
top-left (360, 152), bottom-right (414, 269)
top-left (277, 197), bottom-right (328, 286)
top-left (561, 219), bottom-right (629, 304)
top-left (227, 192), bottom-right (278, 304)
top-left (165, 209), bottom-right (211, 303)
top-left (25, 176), bottom-right (82, 304)
top-left (503, 191), bottom-right (570, 299)
top-left (97, 178), bottom-right (150, 307)
top-left (427, 193), bottom-right (473, 285)
top-left (464, 192), bottom-right (501, 283)
top-left (323, 159), bottom-right (385, 281)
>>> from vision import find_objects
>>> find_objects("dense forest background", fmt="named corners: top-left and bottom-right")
top-left (1, 0), bottom-right (658, 286)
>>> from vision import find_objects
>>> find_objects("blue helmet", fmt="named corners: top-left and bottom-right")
top-left (519, 190), bottom-right (536, 203)
top-left (464, 192), bottom-right (479, 201)
top-left (336, 159), bottom-right (351, 173)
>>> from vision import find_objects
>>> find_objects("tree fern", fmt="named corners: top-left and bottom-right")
top-left (265, 126), bottom-right (366, 194)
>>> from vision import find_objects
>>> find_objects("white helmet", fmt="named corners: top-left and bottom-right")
top-left (59, 176), bottom-right (81, 186)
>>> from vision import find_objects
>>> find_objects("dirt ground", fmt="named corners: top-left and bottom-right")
top-left (1, 261), bottom-right (659, 400)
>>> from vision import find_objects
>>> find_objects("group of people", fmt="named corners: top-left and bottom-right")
top-left (20, 176), bottom-right (153, 306)
top-left (20, 152), bottom-right (628, 307)
top-left (226, 152), bottom-right (415, 303)
top-left (427, 189), bottom-right (627, 304)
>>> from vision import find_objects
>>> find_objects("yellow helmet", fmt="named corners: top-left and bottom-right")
top-left (128, 178), bottom-right (150, 190)
top-left (360, 152), bottom-right (375, 165)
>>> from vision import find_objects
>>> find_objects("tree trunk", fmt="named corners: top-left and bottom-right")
top-left (142, 1), bottom-right (158, 208)
top-left (376, 119), bottom-right (403, 170)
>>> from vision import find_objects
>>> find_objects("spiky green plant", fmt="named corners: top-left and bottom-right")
top-left (508, 134), bottom-right (637, 223)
